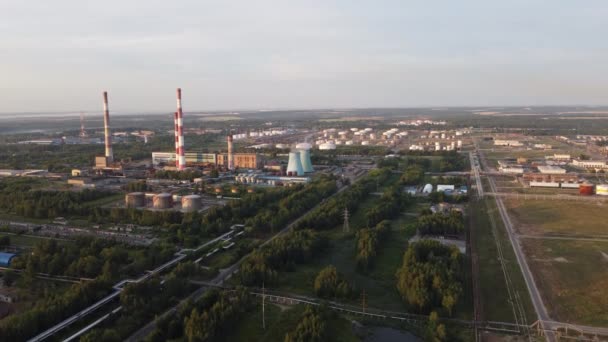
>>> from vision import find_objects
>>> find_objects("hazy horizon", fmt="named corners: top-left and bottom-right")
top-left (2, 1), bottom-right (607, 113)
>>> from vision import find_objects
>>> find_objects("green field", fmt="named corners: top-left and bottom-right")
top-left (222, 303), bottom-right (360, 342)
top-left (522, 239), bottom-right (608, 326)
top-left (471, 198), bottom-right (537, 323)
top-left (505, 199), bottom-right (608, 236)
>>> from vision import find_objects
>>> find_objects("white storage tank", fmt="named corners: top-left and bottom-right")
top-left (182, 195), bottom-right (202, 212)
top-left (153, 193), bottom-right (173, 209)
top-left (125, 192), bottom-right (145, 208)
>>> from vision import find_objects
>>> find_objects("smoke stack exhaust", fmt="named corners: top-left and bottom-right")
top-left (176, 88), bottom-right (185, 170)
top-left (227, 135), bottom-right (234, 171)
top-left (103, 91), bottom-right (113, 163)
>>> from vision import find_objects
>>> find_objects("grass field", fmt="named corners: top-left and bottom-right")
top-left (505, 199), bottom-right (608, 236)
top-left (521, 238), bottom-right (608, 326)
top-left (471, 198), bottom-right (537, 323)
top-left (222, 303), bottom-right (360, 342)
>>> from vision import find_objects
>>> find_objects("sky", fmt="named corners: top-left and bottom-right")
top-left (1, 1), bottom-right (607, 113)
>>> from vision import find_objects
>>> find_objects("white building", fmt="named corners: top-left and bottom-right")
top-left (537, 165), bottom-right (567, 174)
top-left (494, 140), bottom-right (524, 147)
top-left (571, 159), bottom-right (608, 170)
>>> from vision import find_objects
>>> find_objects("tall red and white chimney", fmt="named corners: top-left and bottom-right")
top-left (174, 111), bottom-right (179, 168)
top-left (103, 91), bottom-right (113, 163)
top-left (176, 88), bottom-right (185, 170)
top-left (227, 135), bottom-right (234, 171)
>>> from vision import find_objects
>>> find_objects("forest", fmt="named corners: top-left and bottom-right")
top-left (416, 210), bottom-right (465, 236)
top-left (239, 229), bottom-right (324, 287)
top-left (395, 240), bottom-right (463, 316)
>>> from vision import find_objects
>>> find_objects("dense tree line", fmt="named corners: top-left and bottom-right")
top-left (395, 240), bottom-right (463, 316)
top-left (0, 184), bottom-right (114, 219)
top-left (313, 265), bottom-right (353, 299)
top-left (143, 288), bottom-right (253, 342)
top-left (294, 168), bottom-right (391, 231)
top-left (154, 169), bottom-right (204, 181)
top-left (0, 279), bottom-right (111, 341)
top-left (244, 175), bottom-right (338, 236)
top-left (124, 180), bottom-right (148, 192)
top-left (394, 152), bottom-right (468, 173)
top-left (10, 237), bottom-right (175, 280)
top-left (284, 305), bottom-right (328, 342)
top-left (239, 229), bottom-right (325, 286)
top-left (416, 210), bottom-right (465, 236)
top-left (364, 185), bottom-right (411, 227)
top-left (79, 261), bottom-right (205, 342)
top-left (356, 220), bottom-right (391, 272)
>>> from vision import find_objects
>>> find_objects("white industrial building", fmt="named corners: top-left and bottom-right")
top-left (494, 140), bottom-right (524, 147)
top-left (537, 165), bottom-right (567, 174)
top-left (436, 184), bottom-right (455, 192)
top-left (571, 159), bottom-right (608, 170)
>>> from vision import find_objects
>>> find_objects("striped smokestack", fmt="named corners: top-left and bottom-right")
top-left (174, 111), bottom-right (179, 168)
top-left (176, 88), bottom-right (185, 170)
top-left (227, 135), bottom-right (234, 171)
top-left (102, 91), bottom-right (113, 163)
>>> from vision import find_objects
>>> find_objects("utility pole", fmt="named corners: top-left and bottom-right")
top-left (343, 207), bottom-right (350, 233)
top-left (262, 282), bottom-right (266, 330)
top-left (360, 290), bottom-right (367, 314)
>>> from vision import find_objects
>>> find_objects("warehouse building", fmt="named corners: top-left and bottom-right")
top-left (152, 152), bottom-right (261, 169)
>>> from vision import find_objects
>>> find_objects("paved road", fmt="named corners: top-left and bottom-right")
top-left (484, 192), bottom-right (608, 202)
top-left (476, 140), bottom-right (608, 339)
top-left (519, 234), bottom-right (608, 242)
top-left (476, 141), bottom-right (554, 341)
top-left (126, 172), bottom-right (367, 341)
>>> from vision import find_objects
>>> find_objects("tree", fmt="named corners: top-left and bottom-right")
top-left (314, 265), bottom-right (352, 299)
top-left (395, 240), bottom-right (463, 315)
top-left (0, 235), bottom-right (10, 248)
top-left (284, 306), bottom-right (327, 342)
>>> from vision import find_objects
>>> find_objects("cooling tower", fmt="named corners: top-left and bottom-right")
top-left (299, 149), bottom-right (313, 173)
top-left (287, 151), bottom-right (304, 176)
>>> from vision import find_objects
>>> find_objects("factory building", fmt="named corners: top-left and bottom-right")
top-left (151, 152), bottom-right (261, 169)
top-left (571, 159), bottom-right (608, 170)
top-left (536, 165), bottom-right (567, 174)
top-left (494, 140), bottom-right (524, 147)
top-left (218, 153), bottom-right (261, 169)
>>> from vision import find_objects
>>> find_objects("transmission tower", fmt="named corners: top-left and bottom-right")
top-left (343, 207), bottom-right (350, 233)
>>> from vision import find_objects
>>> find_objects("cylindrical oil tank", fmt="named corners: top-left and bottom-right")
top-left (579, 183), bottom-right (595, 196)
top-left (125, 192), bottom-right (145, 208)
top-left (231, 187), bottom-right (239, 194)
top-left (215, 187), bottom-right (222, 194)
top-left (153, 193), bottom-right (173, 209)
top-left (247, 188), bottom-right (255, 193)
top-left (596, 184), bottom-right (608, 196)
top-left (181, 195), bottom-right (202, 212)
